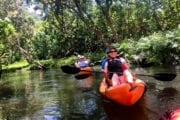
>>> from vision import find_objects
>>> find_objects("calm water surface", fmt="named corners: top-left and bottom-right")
top-left (0, 65), bottom-right (179, 120)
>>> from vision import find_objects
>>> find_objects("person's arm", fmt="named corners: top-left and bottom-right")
top-left (75, 62), bottom-right (80, 68)
top-left (85, 58), bottom-right (90, 65)
top-left (123, 69), bottom-right (133, 83)
top-left (104, 62), bottom-right (112, 86)
top-left (121, 60), bottom-right (133, 83)
top-left (101, 58), bottom-right (107, 71)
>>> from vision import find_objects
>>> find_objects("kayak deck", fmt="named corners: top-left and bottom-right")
top-left (99, 78), bottom-right (146, 106)
top-left (77, 67), bottom-right (92, 76)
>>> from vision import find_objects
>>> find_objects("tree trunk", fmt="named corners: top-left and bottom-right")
top-left (73, 0), bottom-right (109, 47)
top-left (16, 45), bottom-right (33, 64)
top-left (98, 2), bottom-right (120, 42)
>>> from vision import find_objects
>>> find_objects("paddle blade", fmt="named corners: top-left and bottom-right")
top-left (75, 74), bottom-right (92, 80)
top-left (154, 73), bottom-right (176, 81)
top-left (61, 65), bottom-right (80, 74)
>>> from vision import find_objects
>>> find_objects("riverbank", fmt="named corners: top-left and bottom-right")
top-left (1, 51), bottom-right (105, 74)
top-left (1, 49), bottom-right (179, 75)
top-left (1, 56), bottom-right (78, 74)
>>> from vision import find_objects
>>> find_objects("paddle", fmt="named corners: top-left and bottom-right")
top-left (61, 65), bottom-right (92, 79)
top-left (135, 73), bottom-right (176, 81)
top-left (76, 72), bottom-right (176, 81)
top-left (61, 65), bottom-right (80, 74)
top-left (75, 74), bottom-right (93, 79)
top-left (61, 65), bottom-right (176, 81)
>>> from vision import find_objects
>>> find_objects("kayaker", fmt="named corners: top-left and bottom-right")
top-left (101, 48), bottom-right (124, 71)
top-left (103, 46), bottom-right (134, 86)
top-left (75, 54), bottom-right (90, 69)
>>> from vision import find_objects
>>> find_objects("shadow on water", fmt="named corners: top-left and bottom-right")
top-left (101, 95), bottom-right (149, 120)
top-left (157, 87), bottom-right (179, 100)
top-left (0, 81), bottom-right (14, 98)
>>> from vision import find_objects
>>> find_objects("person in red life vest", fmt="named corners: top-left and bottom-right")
top-left (104, 46), bottom-right (135, 87)
top-left (75, 54), bottom-right (90, 69)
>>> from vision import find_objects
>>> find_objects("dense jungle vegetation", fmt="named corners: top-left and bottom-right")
top-left (0, 0), bottom-right (179, 71)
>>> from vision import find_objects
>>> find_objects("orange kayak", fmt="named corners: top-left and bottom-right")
top-left (99, 77), bottom-right (146, 106)
top-left (77, 67), bottom-right (92, 76)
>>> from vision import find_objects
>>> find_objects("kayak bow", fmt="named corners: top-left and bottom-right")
top-left (99, 77), bottom-right (146, 106)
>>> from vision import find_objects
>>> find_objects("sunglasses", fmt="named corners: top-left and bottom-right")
top-left (108, 50), bottom-right (117, 53)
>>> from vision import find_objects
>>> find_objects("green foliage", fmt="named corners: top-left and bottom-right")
top-left (56, 57), bottom-right (77, 67)
top-left (118, 28), bottom-right (180, 65)
top-left (31, 15), bottom-right (103, 60)
top-left (0, 18), bottom-right (15, 40)
top-left (29, 59), bottom-right (55, 70)
top-left (4, 60), bottom-right (29, 69)
top-left (0, 18), bottom-right (15, 66)
top-left (85, 51), bottom-right (106, 64)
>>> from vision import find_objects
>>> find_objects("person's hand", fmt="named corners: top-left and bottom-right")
top-left (128, 82), bottom-right (137, 91)
top-left (131, 72), bottom-right (136, 81)
top-left (105, 78), bottom-right (112, 87)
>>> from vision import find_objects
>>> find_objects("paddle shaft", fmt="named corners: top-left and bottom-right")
top-left (78, 70), bottom-right (156, 77)
top-left (136, 74), bottom-right (156, 77)
top-left (78, 70), bottom-right (158, 76)
top-left (61, 65), bottom-right (176, 81)
top-left (76, 70), bottom-right (176, 81)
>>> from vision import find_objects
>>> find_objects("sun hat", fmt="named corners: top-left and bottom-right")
top-left (78, 55), bottom-right (85, 59)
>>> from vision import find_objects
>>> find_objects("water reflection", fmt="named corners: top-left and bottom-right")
top-left (33, 103), bottom-right (62, 120)
top-left (101, 96), bottom-right (148, 120)
top-left (0, 66), bottom-right (179, 120)
top-left (69, 91), bottom-right (98, 119)
top-left (76, 76), bottom-right (94, 91)
top-left (157, 87), bottom-right (179, 100)
top-left (55, 75), bottom-right (104, 120)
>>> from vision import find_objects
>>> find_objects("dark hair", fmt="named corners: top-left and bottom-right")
top-left (106, 46), bottom-right (117, 53)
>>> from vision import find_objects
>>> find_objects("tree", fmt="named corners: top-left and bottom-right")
top-left (0, 18), bottom-right (15, 66)
top-left (0, 0), bottom-right (45, 68)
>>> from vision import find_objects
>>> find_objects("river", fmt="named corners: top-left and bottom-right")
top-left (0, 65), bottom-right (179, 120)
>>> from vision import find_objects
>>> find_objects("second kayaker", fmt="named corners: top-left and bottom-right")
top-left (75, 54), bottom-right (90, 69)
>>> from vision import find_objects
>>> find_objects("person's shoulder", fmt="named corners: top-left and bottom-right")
top-left (86, 59), bottom-right (90, 63)
top-left (119, 57), bottom-right (126, 63)
top-left (102, 57), bottom-right (108, 61)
